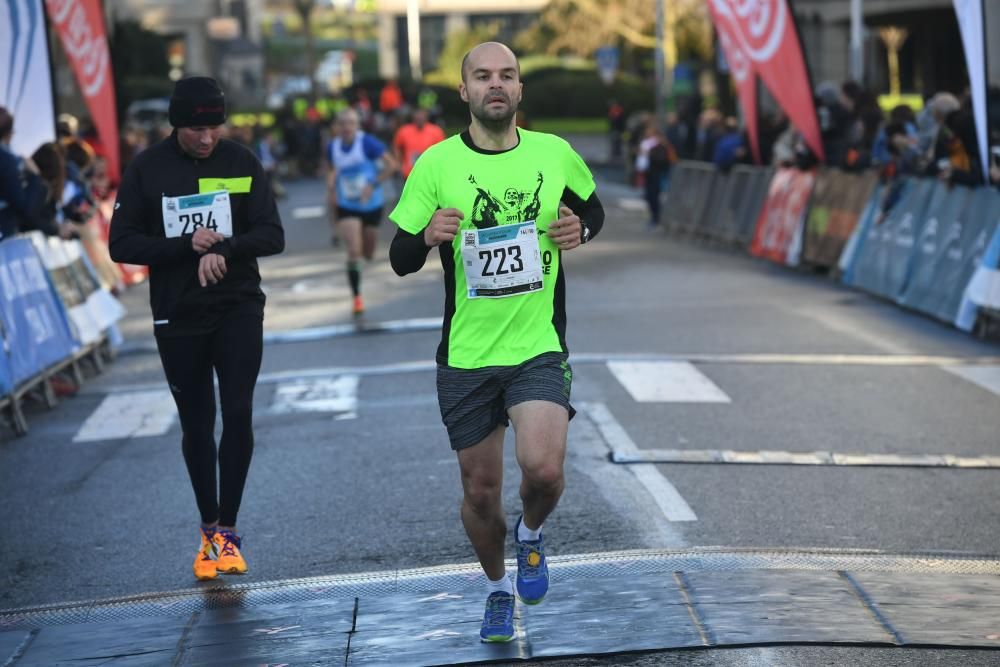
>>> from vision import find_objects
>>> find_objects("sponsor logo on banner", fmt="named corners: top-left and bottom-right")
top-left (46, 0), bottom-right (120, 181)
top-left (713, 17), bottom-right (759, 163)
top-left (751, 168), bottom-right (816, 265)
top-left (707, 0), bottom-right (824, 163)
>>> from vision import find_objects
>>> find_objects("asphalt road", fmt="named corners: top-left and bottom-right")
top-left (1, 147), bottom-right (999, 663)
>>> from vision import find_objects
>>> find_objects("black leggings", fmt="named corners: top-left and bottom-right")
top-left (156, 314), bottom-right (264, 527)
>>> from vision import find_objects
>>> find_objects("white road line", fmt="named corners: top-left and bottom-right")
top-left (292, 206), bottom-right (326, 220)
top-left (608, 361), bottom-right (731, 403)
top-left (795, 306), bottom-right (918, 355)
top-left (574, 352), bottom-right (1000, 367)
top-left (118, 318), bottom-right (444, 355)
top-left (580, 402), bottom-right (697, 522)
top-left (618, 197), bottom-right (648, 212)
top-left (93, 353), bottom-right (1000, 395)
top-left (946, 365), bottom-right (1000, 397)
top-left (611, 448), bottom-right (1000, 468)
top-left (270, 375), bottom-right (359, 418)
top-left (73, 390), bottom-right (175, 442)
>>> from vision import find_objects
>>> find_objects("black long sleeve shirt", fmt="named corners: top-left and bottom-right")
top-left (109, 132), bottom-right (284, 336)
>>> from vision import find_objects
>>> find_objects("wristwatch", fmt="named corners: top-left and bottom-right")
top-left (580, 221), bottom-right (590, 244)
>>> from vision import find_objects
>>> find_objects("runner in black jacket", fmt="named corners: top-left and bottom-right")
top-left (109, 77), bottom-right (284, 581)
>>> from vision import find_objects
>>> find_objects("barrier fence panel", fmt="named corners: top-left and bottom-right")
top-left (665, 161), bottom-right (717, 235)
top-left (28, 234), bottom-right (125, 346)
top-left (737, 168), bottom-right (774, 247)
top-left (0, 238), bottom-right (78, 388)
top-left (956, 200), bottom-right (1000, 331)
top-left (65, 240), bottom-right (126, 335)
top-left (702, 167), bottom-right (756, 243)
top-left (710, 168), bottom-right (744, 243)
top-left (750, 168), bottom-right (816, 265)
top-left (698, 171), bottom-right (728, 239)
top-left (847, 179), bottom-right (939, 300)
top-left (899, 185), bottom-right (996, 324)
top-left (803, 170), bottom-right (879, 270)
top-left (0, 330), bottom-right (11, 397)
top-left (839, 185), bottom-right (883, 282)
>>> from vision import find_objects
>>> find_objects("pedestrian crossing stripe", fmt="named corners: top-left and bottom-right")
top-left (270, 375), bottom-right (359, 419)
top-left (607, 361), bottom-right (731, 403)
top-left (73, 390), bottom-right (175, 442)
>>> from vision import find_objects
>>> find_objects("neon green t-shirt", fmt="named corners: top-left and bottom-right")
top-left (390, 129), bottom-right (595, 369)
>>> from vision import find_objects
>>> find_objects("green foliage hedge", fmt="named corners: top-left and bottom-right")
top-left (427, 68), bottom-right (653, 126)
top-left (519, 68), bottom-right (654, 118)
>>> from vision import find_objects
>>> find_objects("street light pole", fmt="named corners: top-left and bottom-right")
top-left (294, 0), bottom-right (318, 103)
top-left (850, 0), bottom-right (863, 83)
top-left (406, 0), bottom-right (422, 80)
top-left (655, 0), bottom-right (665, 123)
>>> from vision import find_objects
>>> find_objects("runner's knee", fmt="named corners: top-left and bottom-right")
top-left (462, 474), bottom-right (503, 514)
top-left (521, 460), bottom-right (564, 490)
top-left (220, 398), bottom-right (253, 430)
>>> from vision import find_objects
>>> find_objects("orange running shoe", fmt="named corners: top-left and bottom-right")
top-left (193, 529), bottom-right (219, 580)
top-left (352, 295), bottom-right (364, 316)
top-left (214, 530), bottom-right (248, 574)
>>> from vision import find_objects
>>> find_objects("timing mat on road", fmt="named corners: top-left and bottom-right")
top-left (3, 548), bottom-right (1000, 665)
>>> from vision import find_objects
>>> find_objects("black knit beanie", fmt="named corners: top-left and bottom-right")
top-left (168, 77), bottom-right (227, 128)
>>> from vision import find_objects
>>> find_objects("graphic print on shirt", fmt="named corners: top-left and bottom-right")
top-left (468, 171), bottom-right (544, 229)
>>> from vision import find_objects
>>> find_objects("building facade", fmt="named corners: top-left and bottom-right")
top-left (104, 0), bottom-right (266, 107)
top-left (793, 0), bottom-right (1000, 95)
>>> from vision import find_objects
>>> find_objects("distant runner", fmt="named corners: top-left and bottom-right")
top-left (325, 108), bottom-right (397, 316)
top-left (393, 108), bottom-right (446, 180)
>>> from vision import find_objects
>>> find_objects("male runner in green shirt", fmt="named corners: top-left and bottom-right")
top-left (388, 42), bottom-right (605, 642)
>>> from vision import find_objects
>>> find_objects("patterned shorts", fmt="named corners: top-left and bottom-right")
top-left (436, 352), bottom-right (575, 451)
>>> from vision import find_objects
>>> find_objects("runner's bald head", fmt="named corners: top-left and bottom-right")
top-left (461, 42), bottom-right (520, 83)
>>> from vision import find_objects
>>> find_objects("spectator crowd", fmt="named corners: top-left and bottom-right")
top-left (619, 80), bottom-right (1000, 228)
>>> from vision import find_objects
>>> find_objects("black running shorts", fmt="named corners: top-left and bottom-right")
top-left (436, 352), bottom-right (575, 451)
top-left (336, 206), bottom-right (383, 227)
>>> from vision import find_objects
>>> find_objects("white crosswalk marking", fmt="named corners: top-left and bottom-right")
top-left (73, 390), bottom-right (176, 442)
top-left (291, 206), bottom-right (326, 219)
top-left (271, 375), bottom-right (359, 418)
top-left (580, 402), bottom-right (697, 522)
top-left (946, 365), bottom-right (1000, 397)
top-left (618, 197), bottom-right (648, 212)
top-left (608, 361), bottom-right (731, 403)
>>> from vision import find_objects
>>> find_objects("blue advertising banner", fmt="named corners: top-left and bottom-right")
top-left (900, 185), bottom-right (997, 323)
top-left (0, 238), bottom-right (77, 387)
top-left (839, 184), bottom-right (883, 282)
top-left (956, 189), bottom-right (1000, 331)
top-left (847, 179), bottom-right (937, 300)
top-left (0, 326), bottom-right (11, 396)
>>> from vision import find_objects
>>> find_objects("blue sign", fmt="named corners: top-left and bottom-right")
top-left (0, 239), bottom-right (77, 387)
top-left (595, 46), bottom-right (619, 85)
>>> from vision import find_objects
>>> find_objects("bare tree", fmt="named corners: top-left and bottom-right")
top-left (515, 0), bottom-right (709, 60)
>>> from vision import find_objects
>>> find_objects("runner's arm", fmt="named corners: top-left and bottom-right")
top-left (389, 225), bottom-right (432, 276)
top-left (208, 158), bottom-right (285, 260)
top-left (109, 164), bottom-right (198, 266)
top-left (561, 188), bottom-right (605, 242)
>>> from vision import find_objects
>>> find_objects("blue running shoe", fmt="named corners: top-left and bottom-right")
top-left (514, 516), bottom-right (549, 604)
top-left (480, 591), bottom-right (515, 642)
